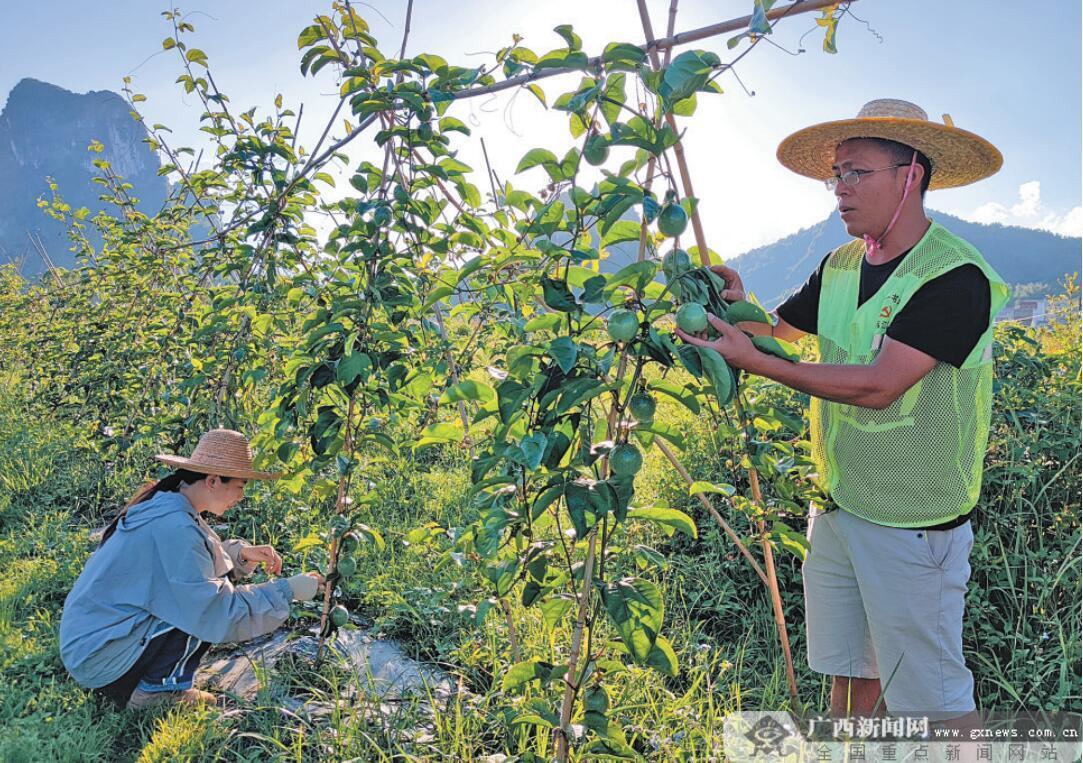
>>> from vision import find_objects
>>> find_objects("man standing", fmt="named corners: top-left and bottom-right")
top-left (677, 100), bottom-right (1010, 723)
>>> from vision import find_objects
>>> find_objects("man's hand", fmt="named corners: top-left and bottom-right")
top-left (239, 544), bottom-right (283, 575)
top-left (675, 313), bottom-right (761, 371)
top-left (709, 264), bottom-right (746, 302)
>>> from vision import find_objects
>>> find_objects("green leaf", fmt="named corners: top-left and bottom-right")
top-left (497, 379), bottom-right (532, 424)
top-left (627, 506), bottom-right (698, 539)
top-left (646, 635), bottom-right (679, 676)
top-left (297, 24), bottom-right (325, 49)
top-left (602, 577), bottom-right (664, 662)
top-left (525, 83), bottom-right (547, 107)
top-left (540, 597), bottom-right (573, 630)
top-left (602, 220), bottom-right (642, 248)
top-left (672, 94), bottom-right (697, 117)
top-left (515, 148), bottom-right (560, 175)
top-left (292, 533), bottom-right (324, 553)
top-left (502, 659), bottom-right (556, 691)
top-left (688, 480), bottom-right (736, 497)
top-left (540, 277), bottom-right (580, 313)
top-left (415, 421), bottom-right (461, 448)
top-left (549, 337), bottom-right (578, 374)
top-left (186, 48), bottom-right (209, 67)
top-left (816, 10), bottom-right (840, 54)
top-left (524, 313), bottom-right (563, 333)
top-left (749, 0), bottom-right (772, 36)
top-left (337, 351), bottom-right (371, 385)
top-left (514, 431), bottom-right (548, 470)
top-left (772, 520), bottom-right (811, 560)
top-left (553, 24), bottom-right (582, 51)
top-left (602, 42), bottom-right (647, 70)
top-left (422, 285), bottom-right (454, 311)
top-left (440, 379), bottom-right (495, 404)
top-left (534, 49), bottom-right (589, 71)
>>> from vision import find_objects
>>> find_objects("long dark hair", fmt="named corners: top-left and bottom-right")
top-left (99, 469), bottom-right (233, 547)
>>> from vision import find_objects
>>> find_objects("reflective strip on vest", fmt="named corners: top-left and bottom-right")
top-left (810, 221), bottom-right (1011, 527)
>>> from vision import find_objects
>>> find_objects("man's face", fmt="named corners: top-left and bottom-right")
top-left (832, 140), bottom-right (907, 238)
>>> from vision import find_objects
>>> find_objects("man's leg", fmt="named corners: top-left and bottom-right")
top-left (831, 676), bottom-right (886, 718)
top-left (844, 514), bottom-right (977, 719)
top-left (802, 508), bottom-right (882, 710)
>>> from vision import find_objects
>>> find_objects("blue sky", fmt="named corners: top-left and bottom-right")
top-left (2, 1), bottom-right (1080, 257)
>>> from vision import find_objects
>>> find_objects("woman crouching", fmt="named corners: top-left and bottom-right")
top-left (60, 429), bottom-right (324, 710)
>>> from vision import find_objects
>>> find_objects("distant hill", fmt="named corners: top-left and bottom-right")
top-left (728, 211), bottom-right (1081, 307)
top-left (0, 78), bottom-right (168, 275)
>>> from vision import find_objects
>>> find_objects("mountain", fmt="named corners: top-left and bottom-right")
top-left (728, 211), bottom-right (1081, 308)
top-left (0, 78), bottom-right (168, 275)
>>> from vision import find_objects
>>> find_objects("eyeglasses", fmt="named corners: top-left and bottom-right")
top-left (824, 164), bottom-right (909, 191)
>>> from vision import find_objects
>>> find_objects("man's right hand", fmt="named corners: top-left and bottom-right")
top-left (709, 264), bottom-right (746, 302)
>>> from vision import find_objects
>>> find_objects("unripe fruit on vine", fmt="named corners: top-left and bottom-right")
top-left (676, 303), bottom-right (709, 333)
top-left (418, 122), bottom-right (433, 141)
top-left (628, 393), bottom-right (656, 423)
top-left (583, 135), bottom-right (609, 166)
top-left (661, 248), bottom-right (692, 279)
top-left (609, 442), bottom-right (644, 477)
top-left (657, 203), bottom-right (688, 237)
top-left (330, 604), bottom-right (350, 628)
top-left (607, 309), bottom-right (639, 343)
top-left (330, 515), bottom-right (351, 537)
top-left (340, 531), bottom-right (361, 555)
top-left (335, 555), bottom-right (357, 579)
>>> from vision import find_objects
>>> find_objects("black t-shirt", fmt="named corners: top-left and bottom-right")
top-left (777, 247), bottom-right (991, 531)
top-left (777, 250), bottom-right (991, 367)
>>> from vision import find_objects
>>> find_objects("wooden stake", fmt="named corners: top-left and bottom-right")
top-left (635, 0), bottom-right (801, 710)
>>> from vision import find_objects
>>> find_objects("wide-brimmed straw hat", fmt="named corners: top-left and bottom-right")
top-left (777, 99), bottom-right (1002, 190)
top-left (155, 429), bottom-right (280, 480)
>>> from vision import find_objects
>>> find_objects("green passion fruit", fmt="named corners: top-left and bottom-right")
top-left (628, 392), bottom-right (657, 423)
top-left (339, 531), bottom-right (361, 555)
top-left (335, 555), bottom-right (357, 579)
top-left (583, 135), bottom-right (609, 166)
top-left (609, 442), bottom-right (644, 477)
top-left (607, 309), bottom-right (640, 343)
top-left (330, 515), bottom-right (351, 537)
top-left (661, 248), bottom-right (693, 279)
top-left (657, 203), bottom-right (688, 237)
top-left (676, 302), bottom-right (709, 333)
top-left (330, 604), bottom-right (350, 628)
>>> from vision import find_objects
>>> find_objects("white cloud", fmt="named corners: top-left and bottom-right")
top-left (963, 181), bottom-right (1082, 237)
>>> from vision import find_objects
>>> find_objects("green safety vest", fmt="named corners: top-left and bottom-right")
top-left (809, 221), bottom-right (1011, 527)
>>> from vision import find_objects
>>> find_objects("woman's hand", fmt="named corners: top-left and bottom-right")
top-left (239, 544), bottom-right (283, 575)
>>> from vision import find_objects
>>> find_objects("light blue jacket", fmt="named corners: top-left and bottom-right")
top-left (59, 490), bottom-right (293, 689)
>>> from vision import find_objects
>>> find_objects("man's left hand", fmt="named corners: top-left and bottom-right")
top-left (239, 544), bottom-right (283, 575)
top-left (675, 313), bottom-right (760, 371)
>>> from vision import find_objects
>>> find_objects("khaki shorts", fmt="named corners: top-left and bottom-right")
top-left (802, 506), bottom-right (976, 719)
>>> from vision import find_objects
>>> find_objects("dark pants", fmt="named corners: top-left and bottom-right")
top-left (98, 626), bottom-right (211, 709)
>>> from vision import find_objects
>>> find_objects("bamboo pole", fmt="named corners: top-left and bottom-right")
top-left (635, 0), bottom-right (801, 709)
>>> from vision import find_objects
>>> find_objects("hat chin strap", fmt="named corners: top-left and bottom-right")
top-left (863, 152), bottom-right (918, 258)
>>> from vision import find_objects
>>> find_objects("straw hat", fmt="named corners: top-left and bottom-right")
top-left (155, 429), bottom-right (280, 480)
top-left (777, 99), bottom-right (1002, 190)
